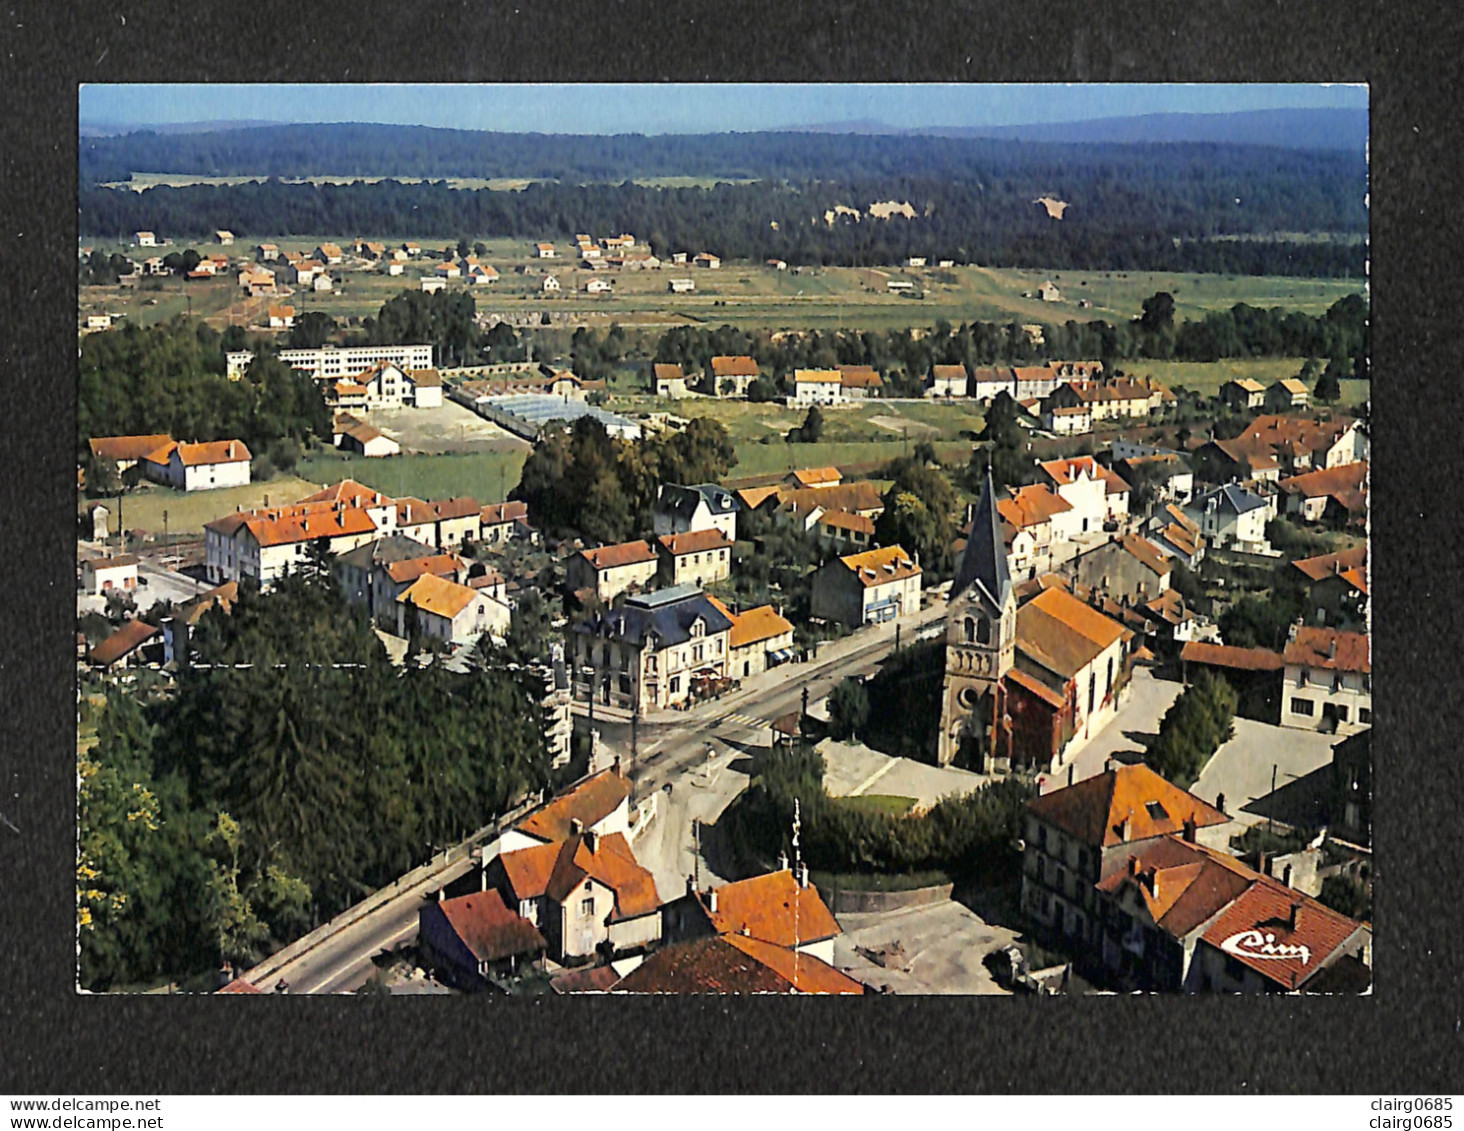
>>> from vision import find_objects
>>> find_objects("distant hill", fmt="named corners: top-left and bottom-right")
top-left (79, 119), bottom-right (285, 138)
top-left (788, 108), bottom-right (1367, 152)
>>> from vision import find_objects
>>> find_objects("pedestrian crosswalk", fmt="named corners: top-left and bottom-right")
top-left (717, 711), bottom-right (770, 730)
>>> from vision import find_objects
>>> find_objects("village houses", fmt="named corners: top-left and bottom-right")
top-left (1280, 624), bottom-right (1371, 735)
top-left (565, 540), bottom-right (660, 603)
top-left (810, 544), bottom-right (922, 628)
top-left (141, 439), bottom-right (252, 492)
top-left (656, 529), bottom-right (734, 589)
top-left (653, 483), bottom-right (739, 541)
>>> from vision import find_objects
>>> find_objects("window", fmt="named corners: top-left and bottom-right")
top-left (1291, 697), bottom-right (1315, 716)
top-left (1336, 705), bottom-right (1349, 722)
top-left (1298, 668), bottom-right (1310, 687)
top-left (976, 618), bottom-right (991, 645)
top-left (1088, 673), bottom-right (1096, 716)
top-left (580, 896), bottom-right (594, 917)
top-left (669, 676), bottom-right (680, 695)
top-left (964, 617), bottom-right (976, 644)
top-left (1107, 657), bottom-right (1115, 693)
top-left (1359, 707), bottom-right (1372, 724)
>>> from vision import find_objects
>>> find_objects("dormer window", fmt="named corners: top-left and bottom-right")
top-left (690, 619), bottom-right (704, 638)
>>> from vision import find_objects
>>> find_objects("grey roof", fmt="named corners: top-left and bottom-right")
top-left (1193, 483), bottom-right (1268, 516)
top-left (334, 534), bottom-right (439, 571)
top-left (657, 483), bottom-right (737, 520)
top-left (574, 586), bottom-right (733, 649)
top-left (484, 394), bottom-right (637, 435)
top-left (952, 472), bottom-right (1012, 611)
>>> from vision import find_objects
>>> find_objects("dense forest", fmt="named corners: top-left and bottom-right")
top-left (80, 129), bottom-right (1366, 276)
top-left (78, 564), bottom-right (552, 990)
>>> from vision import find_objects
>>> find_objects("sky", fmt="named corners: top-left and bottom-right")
top-left (79, 83), bottom-right (1366, 135)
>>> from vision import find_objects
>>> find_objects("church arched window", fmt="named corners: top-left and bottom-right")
top-left (964, 617), bottom-right (976, 643)
top-left (976, 617), bottom-right (992, 645)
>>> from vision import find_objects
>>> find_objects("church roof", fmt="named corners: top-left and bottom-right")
top-left (952, 472), bottom-right (1012, 611)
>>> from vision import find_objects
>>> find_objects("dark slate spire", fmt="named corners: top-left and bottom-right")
top-left (953, 471), bottom-right (1012, 610)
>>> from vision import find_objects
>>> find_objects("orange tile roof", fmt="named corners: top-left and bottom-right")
top-left (1038, 455), bottom-right (1103, 486)
top-left (298, 479), bottom-right (394, 508)
top-left (182, 581), bottom-right (239, 626)
top-left (998, 484), bottom-right (1072, 529)
top-left (385, 553), bottom-right (463, 585)
top-left (407, 367), bottom-right (442, 387)
top-left (497, 840), bottom-right (561, 901)
top-left (817, 509), bottom-right (875, 535)
top-left (794, 368), bottom-right (843, 384)
top-left (1154, 522), bottom-right (1200, 559)
top-left (726, 604), bottom-right (794, 650)
top-left (1338, 566), bottom-right (1368, 595)
top-left (931, 364), bottom-right (967, 381)
top-left (1291, 545), bottom-right (1367, 583)
top-left (1099, 466), bottom-right (1131, 496)
top-left (544, 832), bottom-right (660, 920)
top-left (1096, 835), bottom-right (1257, 938)
top-left (1121, 535), bottom-right (1173, 577)
top-left (736, 486), bottom-right (783, 510)
top-left (711, 355), bottom-right (759, 377)
top-left (838, 544), bottom-right (920, 588)
top-left (334, 381), bottom-right (369, 397)
top-left (238, 505), bottom-right (378, 548)
top-left (1028, 763), bottom-right (1230, 849)
top-left (88, 434), bottom-right (175, 463)
top-left (789, 466), bottom-right (842, 488)
top-left (658, 529), bottom-right (734, 556)
top-left (783, 480), bottom-right (885, 518)
top-left (580, 540), bottom-right (657, 570)
top-left (1283, 626), bottom-right (1370, 673)
top-left (396, 573), bottom-right (480, 619)
top-left (1200, 878), bottom-right (1368, 990)
top-left (515, 769), bottom-right (631, 843)
top-left (174, 439), bottom-right (251, 466)
top-left (434, 890), bottom-right (546, 963)
top-left (1016, 587), bottom-right (1125, 679)
top-left (1006, 666), bottom-right (1068, 709)
top-left (653, 363), bottom-right (685, 382)
top-left (1180, 640), bottom-right (1285, 672)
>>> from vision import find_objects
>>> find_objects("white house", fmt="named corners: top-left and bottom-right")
top-left (135, 231), bottom-right (157, 247)
top-left (668, 277), bottom-right (695, 293)
top-left (693, 253), bottom-right (721, 269)
top-left (1281, 626), bottom-right (1371, 735)
top-left (653, 483), bottom-right (739, 541)
top-left (584, 277), bottom-right (612, 294)
top-left (541, 275), bottom-right (561, 293)
top-left (395, 573), bottom-right (510, 646)
top-left (928, 364), bottom-right (968, 398)
top-left (141, 440), bottom-right (252, 492)
top-left (792, 369), bottom-right (844, 406)
top-left (420, 276), bottom-right (447, 294)
top-left (810, 545), bottom-right (922, 628)
top-left (81, 555), bottom-right (139, 596)
top-left (267, 305), bottom-right (295, 330)
top-left (1183, 484), bottom-right (1275, 556)
top-left (536, 243), bottom-right (557, 259)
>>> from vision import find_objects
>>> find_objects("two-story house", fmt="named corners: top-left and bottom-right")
top-left (656, 529), bottom-right (734, 589)
top-left (653, 483), bottom-right (739, 541)
top-left (809, 545), bottom-right (922, 628)
top-left (1183, 484), bottom-right (1275, 555)
top-left (1280, 625), bottom-right (1370, 734)
top-left (565, 540), bottom-right (660, 603)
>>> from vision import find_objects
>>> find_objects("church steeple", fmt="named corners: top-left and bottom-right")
top-left (953, 470), bottom-right (1012, 609)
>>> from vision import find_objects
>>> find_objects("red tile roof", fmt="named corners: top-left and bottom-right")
top-left (385, 553), bottom-right (463, 585)
top-left (998, 484), bottom-right (1073, 529)
top-left (1005, 666), bottom-right (1068, 710)
top-left (658, 529), bottom-right (734, 556)
top-left (1096, 835), bottom-right (1257, 938)
top-left (396, 573), bottom-right (480, 619)
top-left (580, 540), bottom-right (657, 570)
top-left (298, 479), bottom-right (394, 508)
top-left (1038, 455), bottom-right (1105, 487)
top-left (1016, 587), bottom-right (1125, 679)
top-left (1291, 545), bottom-right (1367, 583)
top-left (789, 466), bottom-right (842, 488)
top-left (817, 508), bottom-right (875, 536)
top-left (1180, 641), bottom-right (1285, 672)
top-left (88, 434), bottom-right (175, 463)
top-left (614, 933), bottom-right (864, 994)
top-left (1277, 461), bottom-right (1368, 501)
top-left (434, 890), bottom-right (546, 963)
top-left (515, 769), bottom-right (631, 844)
top-left (481, 500), bottom-right (529, 525)
top-left (653, 363), bottom-right (686, 382)
top-left (1200, 879), bottom-right (1368, 990)
top-left (242, 506), bottom-right (378, 548)
top-left (170, 439), bottom-right (251, 466)
top-left (1283, 626), bottom-right (1370, 673)
top-left (838, 545), bottom-right (920, 588)
top-left (1121, 535), bottom-right (1173, 578)
top-left (711, 355), bottom-right (759, 377)
top-left (89, 620), bottom-right (159, 666)
top-left (837, 365), bottom-right (883, 389)
top-left (1027, 763), bottom-right (1229, 850)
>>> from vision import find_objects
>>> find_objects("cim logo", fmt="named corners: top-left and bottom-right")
top-left (1220, 929), bottom-right (1311, 966)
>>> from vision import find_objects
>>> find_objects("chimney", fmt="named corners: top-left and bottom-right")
top-left (1119, 812), bottom-right (1132, 842)
top-left (1260, 851), bottom-right (1271, 877)
top-left (685, 875), bottom-right (696, 897)
top-left (1329, 639), bottom-right (1337, 661)
top-left (569, 817), bottom-right (584, 837)
top-left (1105, 756), bottom-right (1117, 774)
top-left (1182, 815), bottom-right (1197, 844)
top-left (1282, 863), bottom-right (1294, 889)
top-left (797, 862), bottom-right (810, 889)
top-left (612, 755), bottom-right (622, 777)
top-left (1216, 792), bottom-right (1227, 814)
top-left (583, 829), bottom-right (597, 853)
top-left (778, 851), bottom-right (789, 873)
top-left (1128, 855), bottom-right (1141, 877)
top-left (707, 889), bottom-right (718, 913)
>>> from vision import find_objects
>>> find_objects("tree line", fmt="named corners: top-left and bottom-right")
top-left (511, 414), bottom-right (737, 545)
top-left (79, 130), bottom-right (1366, 276)
top-left (78, 318), bottom-right (330, 476)
top-left (78, 562), bottom-right (552, 990)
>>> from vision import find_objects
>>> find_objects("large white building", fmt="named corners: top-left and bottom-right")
top-left (141, 440), bottom-right (252, 492)
top-left (226, 343), bottom-right (434, 380)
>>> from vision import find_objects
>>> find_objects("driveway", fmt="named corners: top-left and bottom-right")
top-left (821, 740), bottom-right (986, 809)
top-left (832, 900), bottom-right (1020, 994)
top-left (1192, 719), bottom-right (1340, 828)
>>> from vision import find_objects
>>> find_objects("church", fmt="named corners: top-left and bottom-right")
top-left (939, 474), bottom-right (1132, 772)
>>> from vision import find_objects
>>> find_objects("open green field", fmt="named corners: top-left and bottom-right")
top-left (612, 394), bottom-right (988, 445)
top-left (297, 449), bottom-right (528, 504)
top-left (84, 225), bottom-right (1365, 337)
top-left (1113, 357), bottom-right (1369, 403)
top-left (728, 439), bottom-right (970, 479)
top-left (81, 475), bottom-right (320, 535)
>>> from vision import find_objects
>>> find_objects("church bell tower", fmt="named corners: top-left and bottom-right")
top-left (939, 472), bottom-right (1016, 768)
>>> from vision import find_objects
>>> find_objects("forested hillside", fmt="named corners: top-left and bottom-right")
top-left (79, 127), bottom-right (1367, 276)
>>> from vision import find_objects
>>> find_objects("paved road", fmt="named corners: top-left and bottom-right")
top-left (254, 603), bottom-right (947, 993)
top-left (1040, 668), bottom-right (1184, 794)
top-left (1192, 718), bottom-right (1339, 827)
